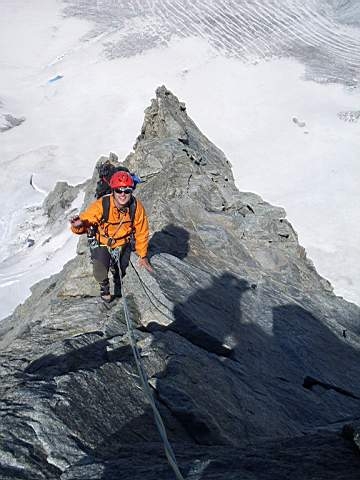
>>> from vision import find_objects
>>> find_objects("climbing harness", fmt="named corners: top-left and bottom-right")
top-left (112, 248), bottom-right (185, 480)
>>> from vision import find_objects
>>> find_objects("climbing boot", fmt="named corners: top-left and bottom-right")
top-left (99, 278), bottom-right (112, 303)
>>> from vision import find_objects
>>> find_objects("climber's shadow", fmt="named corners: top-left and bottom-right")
top-left (145, 272), bottom-right (252, 361)
top-left (149, 224), bottom-right (190, 260)
top-left (171, 273), bottom-right (251, 359)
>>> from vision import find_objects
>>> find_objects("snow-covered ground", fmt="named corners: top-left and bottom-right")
top-left (0, 0), bottom-right (359, 319)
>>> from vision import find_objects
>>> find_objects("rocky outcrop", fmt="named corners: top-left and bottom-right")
top-left (1, 86), bottom-right (359, 479)
top-left (0, 112), bottom-right (25, 132)
top-left (0, 99), bottom-right (25, 133)
top-left (43, 181), bottom-right (83, 226)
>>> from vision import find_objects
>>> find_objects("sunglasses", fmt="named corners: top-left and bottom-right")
top-left (113, 187), bottom-right (133, 194)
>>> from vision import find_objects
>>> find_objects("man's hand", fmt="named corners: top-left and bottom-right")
top-left (138, 256), bottom-right (153, 272)
top-left (70, 215), bottom-right (83, 228)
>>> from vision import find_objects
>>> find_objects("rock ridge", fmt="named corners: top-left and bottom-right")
top-left (0, 86), bottom-right (360, 479)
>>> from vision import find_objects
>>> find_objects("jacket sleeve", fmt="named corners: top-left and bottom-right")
top-left (70, 199), bottom-right (103, 235)
top-left (133, 200), bottom-right (150, 258)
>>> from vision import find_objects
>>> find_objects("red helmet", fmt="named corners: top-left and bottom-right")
top-left (109, 171), bottom-right (134, 189)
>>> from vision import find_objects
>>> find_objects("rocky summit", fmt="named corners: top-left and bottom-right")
top-left (0, 86), bottom-right (359, 480)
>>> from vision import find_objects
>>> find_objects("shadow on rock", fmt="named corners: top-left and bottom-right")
top-left (147, 271), bottom-right (360, 452)
top-left (149, 225), bottom-right (190, 260)
top-left (145, 272), bottom-right (256, 447)
top-left (24, 335), bottom-right (133, 380)
top-left (64, 408), bottom-right (194, 480)
top-left (272, 304), bottom-right (360, 398)
top-left (170, 272), bottom-right (251, 358)
top-left (58, 282), bottom-right (360, 479)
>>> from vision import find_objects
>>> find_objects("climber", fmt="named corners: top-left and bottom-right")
top-left (70, 171), bottom-right (152, 302)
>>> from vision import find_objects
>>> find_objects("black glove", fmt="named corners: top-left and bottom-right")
top-left (70, 215), bottom-right (80, 223)
top-left (70, 215), bottom-right (83, 227)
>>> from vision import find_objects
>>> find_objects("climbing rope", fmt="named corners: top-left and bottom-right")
top-left (113, 247), bottom-right (185, 480)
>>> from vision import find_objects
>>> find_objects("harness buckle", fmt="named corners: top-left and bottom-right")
top-left (107, 237), bottom-right (116, 247)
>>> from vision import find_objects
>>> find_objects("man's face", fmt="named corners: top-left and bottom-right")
top-left (113, 187), bottom-right (133, 207)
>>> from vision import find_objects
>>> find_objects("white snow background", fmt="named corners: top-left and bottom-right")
top-left (0, 0), bottom-right (359, 319)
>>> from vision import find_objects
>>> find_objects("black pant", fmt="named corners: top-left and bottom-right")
top-left (90, 244), bottom-right (131, 284)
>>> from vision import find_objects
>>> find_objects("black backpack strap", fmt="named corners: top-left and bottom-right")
top-left (101, 195), bottom-right (111, 223)
top-left (129, 196), bottom-right (137, 229)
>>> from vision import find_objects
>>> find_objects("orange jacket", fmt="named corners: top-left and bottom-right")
top-left (71, 195), bottom-right (149, 258)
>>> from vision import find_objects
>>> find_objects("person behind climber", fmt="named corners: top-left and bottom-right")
top-left (70, 171), bottom-right (152, 302)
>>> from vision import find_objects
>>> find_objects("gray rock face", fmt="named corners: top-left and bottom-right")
top-left (0, 107), bottom-right (25, 133)
top-left (338, 110), bottom-right (360, 123)
top-left (0, 112), bottom-right (25, 132)
top-left (1, 86), bottom-right (360, 479)
top-left (43, 181), bottom-right (82, 226)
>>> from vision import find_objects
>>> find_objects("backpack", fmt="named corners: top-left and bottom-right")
top-left (95, 159), bottom-right (141, 199)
